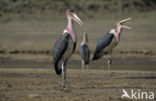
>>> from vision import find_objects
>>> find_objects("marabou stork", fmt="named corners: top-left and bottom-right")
top-left (80, 33), bottom-right (90, 70)
top-left (52, 9), bottom-right (82, 88)
top-left (92, 18), bottom-right (131, 78)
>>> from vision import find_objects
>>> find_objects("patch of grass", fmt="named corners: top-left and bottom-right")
top-left (0, 0), bottom-right (156, 21)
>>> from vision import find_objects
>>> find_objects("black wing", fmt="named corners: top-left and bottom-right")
top-left (52, 33), bottom-right (69, 75)
top-left (80, 44), bottom-right (90, 64)
top-left (92, 33), bottom-right (114, 60)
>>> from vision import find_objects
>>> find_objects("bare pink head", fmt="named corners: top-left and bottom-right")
top-left (114, 18), bottom-right (132, 42)
top-left (66, 9), bottom-right (83, 42)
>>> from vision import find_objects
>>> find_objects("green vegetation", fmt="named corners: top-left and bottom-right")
top-left (0, 0), bottom-right (156, 21)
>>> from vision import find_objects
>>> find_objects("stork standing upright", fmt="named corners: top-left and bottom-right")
top-left (80, 33), bottom-right (90, 70)
top-left (52, 9), bottom-right (82, 88)
top-left (92, 18), bottom-right (131, 78)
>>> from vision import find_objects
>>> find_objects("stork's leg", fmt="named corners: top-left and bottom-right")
top-left (107, 56), bottom-right (112, 79)
top-left (81, 60), bottom-right (84, 70)
top-left (61, 62), bottom-right (66, 88)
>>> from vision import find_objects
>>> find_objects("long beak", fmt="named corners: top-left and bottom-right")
top-left (121, 25), bottom-right (131, 29)
top-left (118, 17), bottom-right (132, 29)
top-left (118, 17), bottom-right (131, 24)
top-left (72, 13), bottom-right (83, 26)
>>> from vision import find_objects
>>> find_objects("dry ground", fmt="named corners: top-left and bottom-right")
top-left (0, 69), bottom-right (156, 101)
top-left (0, 10), bottom-right (156, 101)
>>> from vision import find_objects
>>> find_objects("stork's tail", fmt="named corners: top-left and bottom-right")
top-left (54, 60), bottom-right (62, 75)
top-left (92, 54), bottom-right (99, 61)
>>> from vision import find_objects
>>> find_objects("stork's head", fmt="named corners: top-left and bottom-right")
top-left (112, 18), bottom-right (131, 42)
top-left (66, 9), bottom-right (83, 26)
top-left (115, 18), bottom-right (131, 34)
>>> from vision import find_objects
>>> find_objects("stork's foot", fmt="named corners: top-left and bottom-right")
top-left (60, 86), bottom-right (71, 92)
top-left (61, 86), bottom-right (66, 90)
top-left (61, 84), bottom-right (66, 90)
top-left (62, 85), bottom-right (65, 89)
top-left (60, 87), bottom-right (66, 91)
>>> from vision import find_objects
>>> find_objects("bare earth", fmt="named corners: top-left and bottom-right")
top-left (0, 11), bottom-right (156, 101)
top-left (0, 69), bottom-right (156, 101)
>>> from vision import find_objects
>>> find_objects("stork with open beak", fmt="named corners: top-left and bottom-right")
top-left (80, 33), bottom-right (90, 70)
top-left (52, 9), bottom-right (82, 88)
top-left (92, 18), bottom-right (131, 78)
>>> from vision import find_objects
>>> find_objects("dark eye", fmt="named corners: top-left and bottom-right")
top-left (69, 9), bottom-right (74, 14)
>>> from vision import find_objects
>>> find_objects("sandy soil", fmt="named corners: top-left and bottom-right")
top-left (0, 69), bottom-right (156, 101)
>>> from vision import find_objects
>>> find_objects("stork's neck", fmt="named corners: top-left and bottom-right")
top-left (116, 26), bottom-right (122, 36)
top-left (81, 33), bottom-right (87, 45)
top-left (83, 34), bottom-right (88, 43)
top-left (66, 16), bottom-right (77, 42)
top-left (81, 38), bottom-right (87, 45)
top-left (114, 26), bottom-right (123, 42)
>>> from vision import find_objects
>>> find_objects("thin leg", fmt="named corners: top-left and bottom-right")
top-left (107, 57), bottom-right (112, 79)
top-left (61, 62), bottom-right (66, 88)
top-left (81, 60), bottom-right (84, 70)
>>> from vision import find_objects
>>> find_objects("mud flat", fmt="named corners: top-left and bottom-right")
top-left (0, 69), bottom-right (156, 101)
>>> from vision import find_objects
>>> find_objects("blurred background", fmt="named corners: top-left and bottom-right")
top-left (0, 0), bottom-right (156, 71)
